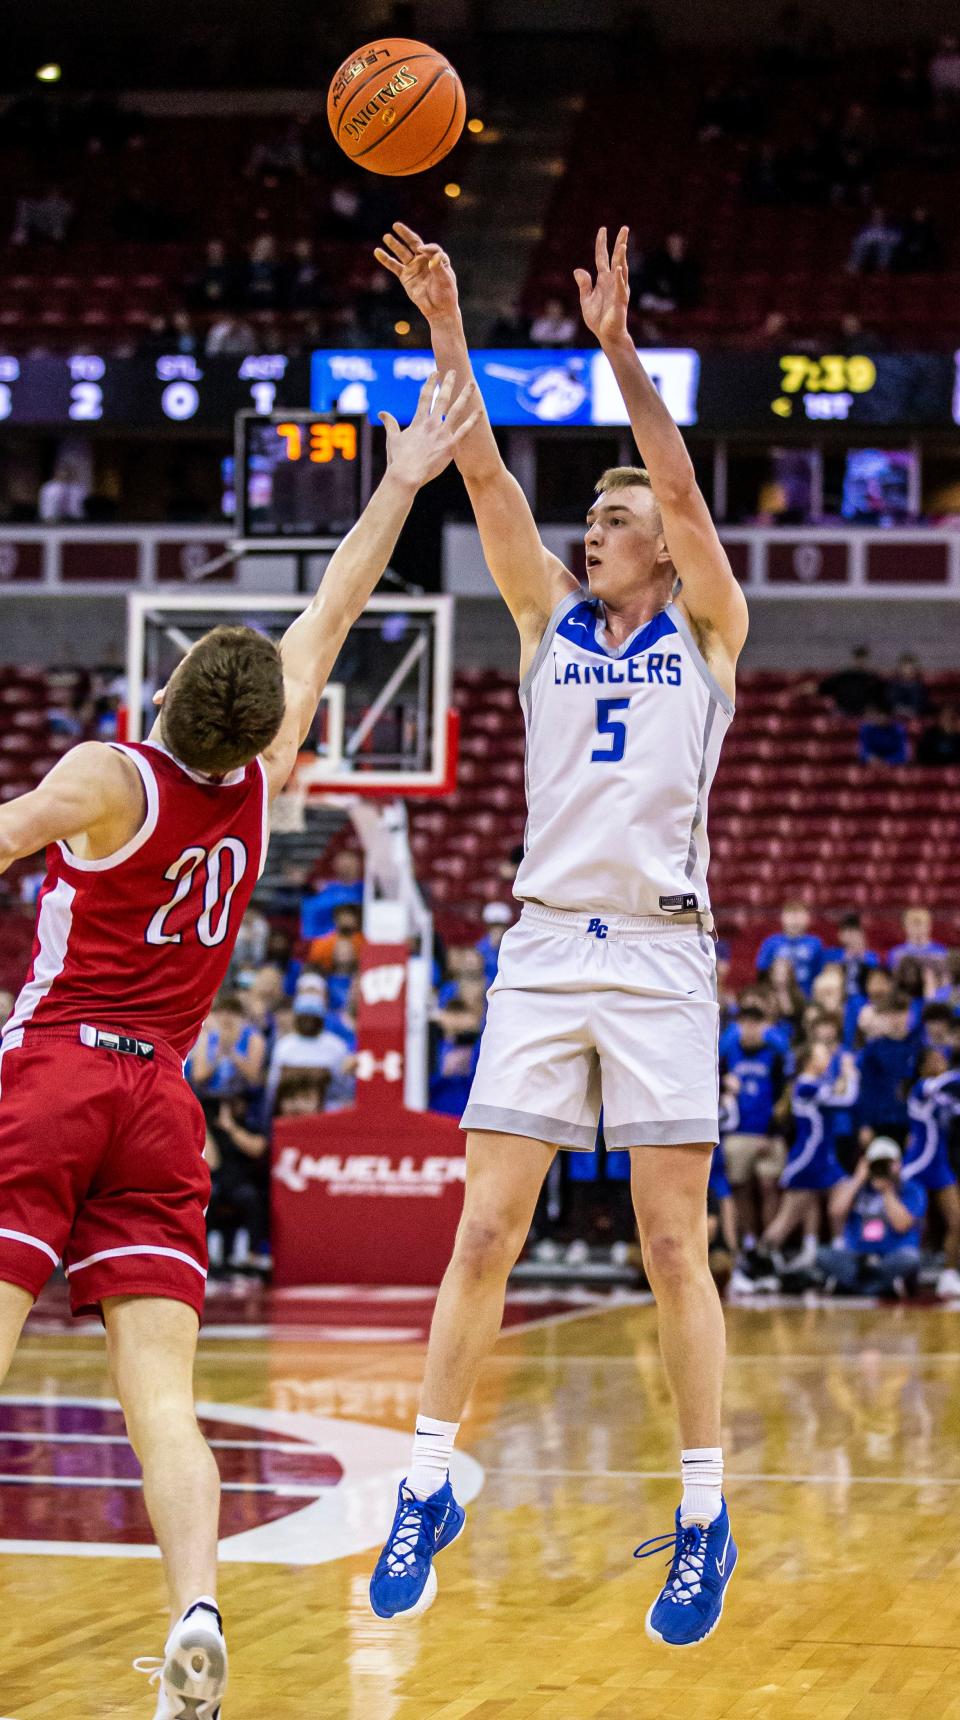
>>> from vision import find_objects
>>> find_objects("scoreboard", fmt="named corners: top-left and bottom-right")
top-left (0, 348), bottom-right (956, 433)
top-left (696, 351), bottom-right (956, 429)
top-left (235, 411), bottom-right (369, 540)
top-left (0, 353), bottom-right (311, 427)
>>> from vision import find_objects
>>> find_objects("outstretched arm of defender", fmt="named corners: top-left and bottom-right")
top-left (260, 368), bottom-right (480, 795)
top-left (0, 742), bottom-right (141, 874)
top-left (375, 222), bottom-right (577, 642)
top-left (576, 225), bottom-right (748, 659)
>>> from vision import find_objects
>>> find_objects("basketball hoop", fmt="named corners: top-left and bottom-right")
top-left (296, 708), bottom-right (460, 803)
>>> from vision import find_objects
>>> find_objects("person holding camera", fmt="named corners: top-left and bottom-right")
top-left (817, 1137), bottom-right (926, 1297)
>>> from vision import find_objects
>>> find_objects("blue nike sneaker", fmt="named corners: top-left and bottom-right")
top-left (369, 1476), bottom-right (465, 1620)
top-left (636, 1498), bottom-right (737, 1647)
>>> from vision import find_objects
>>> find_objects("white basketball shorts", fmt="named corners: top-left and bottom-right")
top-left (461, 905), bottom-right (720, 1150)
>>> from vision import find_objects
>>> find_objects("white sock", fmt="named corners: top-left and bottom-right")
top-left (170, 1596), bottom-right (222, 1642)
top-left (680, 1447), bottom-right (724, 1527)
top-left (408, 1414), bottom-right (460, 1500)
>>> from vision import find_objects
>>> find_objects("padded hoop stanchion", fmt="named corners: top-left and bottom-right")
top-left (270, 708), bottom-right (464, 1285)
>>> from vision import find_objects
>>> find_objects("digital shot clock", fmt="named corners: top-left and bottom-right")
top-left (235, 410), bottom-right (370, 541)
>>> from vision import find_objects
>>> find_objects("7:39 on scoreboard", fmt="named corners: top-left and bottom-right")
top-left (235, 410), bottom-right (369, 540)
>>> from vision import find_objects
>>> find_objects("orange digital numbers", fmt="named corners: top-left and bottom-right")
top-left (274, 421), bottom-right (302, 460)
top-left (332, 422), bottom-right (357, 459)
top-left (275, 420), bottom-right (358, 462)
top-left (308, 422), bottom-right (357, 463)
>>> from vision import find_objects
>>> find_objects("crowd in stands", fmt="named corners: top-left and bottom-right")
top-left (1, 17), bottom-right (958, 358)
top-left (717, 897), bottom-right (960, 1300)
top-left (796, 646), bottom-right (960, 768)
top-left (527, 15), bottom-right (960, 352)
top-left (0, 792), bottom-right (957, 1299)
top-left (97, 833), bottom-right (957, 1302)
top-left (0, 86), bottom-right (431, 358)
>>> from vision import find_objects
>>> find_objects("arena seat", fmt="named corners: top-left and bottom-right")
top-left (522, 49), bottom-right (960, 348)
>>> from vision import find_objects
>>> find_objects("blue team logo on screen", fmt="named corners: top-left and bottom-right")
top-left (481, 354), bottom-right (590, 423)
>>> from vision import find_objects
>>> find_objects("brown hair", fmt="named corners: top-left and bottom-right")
top-left (161, 625), bottom-right (285, 776)
top-left (275, 1069), bottom-right (330, 1111)
top-left (594, 466), bottom-right (662, 532)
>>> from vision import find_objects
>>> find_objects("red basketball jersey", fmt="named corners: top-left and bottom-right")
top-left (2, 741), bottom-right (270, 1061)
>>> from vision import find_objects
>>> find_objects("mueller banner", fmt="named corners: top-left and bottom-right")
top-left (271, 940), bottom-right (467, 1286)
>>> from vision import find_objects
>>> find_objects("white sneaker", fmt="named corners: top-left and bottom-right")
top-left (135, 1598), bottom-right (227, 1718)
top-left (936, 1267), bottom-right (960, 1300)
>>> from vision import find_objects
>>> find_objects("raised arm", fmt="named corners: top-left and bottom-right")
top-left (375, 222), bottom-right (577, 652)
top-left (575, 225), bottom-right (748, 669)
top-left (258, 369), bottom-right (479, 797)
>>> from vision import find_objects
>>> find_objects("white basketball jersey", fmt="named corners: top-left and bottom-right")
top-left (513, 593), bottom-right (734, 918)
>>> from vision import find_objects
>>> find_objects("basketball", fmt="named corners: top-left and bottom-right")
top-left (327, 38), bottom-right (465, 176)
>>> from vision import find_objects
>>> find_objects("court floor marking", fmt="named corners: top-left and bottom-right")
top-left (0, 1431), bottom-right (317, 1451)
top-left (18, 1342), bottom-right (960, 1374)
top-left (482, 1466), bottom-right (960, 1486)
top-left (0, 1473), bottom-right (331, 1498)
top-left (495, 1299), bottom-right (650, 1337)
top-left (480, 1349), bottom-right (960, 1366)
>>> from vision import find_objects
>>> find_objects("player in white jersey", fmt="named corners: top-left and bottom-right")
top-left (371, 223), bottom-right (748, 1646)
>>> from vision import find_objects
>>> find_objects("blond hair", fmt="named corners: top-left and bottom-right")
top-left (594, 466), bottom-right (662, 533)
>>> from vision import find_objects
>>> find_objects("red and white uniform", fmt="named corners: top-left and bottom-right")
top-left (0, 740), bottom-right (270, 1318)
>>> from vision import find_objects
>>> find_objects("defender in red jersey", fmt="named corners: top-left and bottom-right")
top-left (0, 371), bottom-right (478, 1718)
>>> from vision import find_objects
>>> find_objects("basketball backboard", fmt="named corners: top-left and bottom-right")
top-left (126, 592), bottom-right (453, 793)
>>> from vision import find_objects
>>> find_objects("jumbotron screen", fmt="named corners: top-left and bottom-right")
top-left (237, 412), bottom-right (366, 539)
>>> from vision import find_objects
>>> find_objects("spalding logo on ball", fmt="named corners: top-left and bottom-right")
top-left (328, 37), bottom-right (466, 176)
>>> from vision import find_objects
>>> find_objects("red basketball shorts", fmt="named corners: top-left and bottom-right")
top-left (0, 1024), bottom-right (210, 1319)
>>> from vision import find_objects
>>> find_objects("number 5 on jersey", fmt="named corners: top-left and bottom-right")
top-left (146, 839), bottom-right (249, 947)
top-left (591, 697), bottom-right (630, 763)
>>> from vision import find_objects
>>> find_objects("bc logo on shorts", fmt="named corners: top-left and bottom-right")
top-left (586, 918), bottom-right (609, 940)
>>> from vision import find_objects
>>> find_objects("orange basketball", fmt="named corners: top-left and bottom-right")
top-left (327, 38), bottom-right (465, 177)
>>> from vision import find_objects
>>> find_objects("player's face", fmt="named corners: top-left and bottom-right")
top-left (584, 488), bottom-right (668, 603)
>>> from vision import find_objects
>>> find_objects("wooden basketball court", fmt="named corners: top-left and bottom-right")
top-left (3, 1286), bottom-right (959, 1720)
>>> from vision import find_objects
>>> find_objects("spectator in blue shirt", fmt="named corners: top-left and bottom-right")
top-left (817, 1136), bottom-right (927, 1295)
top-left (859, 704), bottom-right (909, 766)
top-left (921, 1001), bottom-right (957, 1050)
top-left (856, 991), bottom-right (921, 1143)
top-left (889, 906), bottom-right (947, 969)
top-left (930, 952), bottom-right (960, 1017)
top-left (756, 900), bottom-right (824, 996)
top-left (902, 1046), bottom-right (960, 1298)
top-left (823, 913), bottom-right (880, 998)
top-left (188, 993), bottom-right (267, 1101)
top-left (719, 1003), bottom-right (789, 1232)
top-left (300, 849), bottom-right (364, 941)
top-left (844, 964), bottom-right (894, 1048)
top-left (429, 970), bottom-right (487, 1116)
top-left (476, 901), bottom-right (514, 986)
top-left (240, 962), bottom-right (287, 1063)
